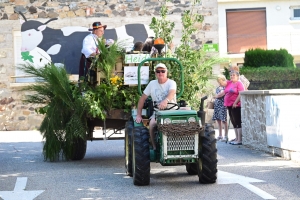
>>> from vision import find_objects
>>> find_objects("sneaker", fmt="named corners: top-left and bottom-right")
top-left (217, 136), bottom-right (223, 140)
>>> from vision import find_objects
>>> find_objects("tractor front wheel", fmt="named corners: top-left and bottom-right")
top-left (186, 163), bottom-right (198, 175)
top-left (198, 125), bottom-right (217, 183)
top-left (132, 126), bottom-right (150, 186)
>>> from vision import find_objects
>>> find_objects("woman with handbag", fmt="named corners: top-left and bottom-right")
top-left (212, 74), bottom-right (228, 142)
top-left (224, 70), bottom-right (245, 145)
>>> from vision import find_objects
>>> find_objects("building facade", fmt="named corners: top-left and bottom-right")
top-left (0, 0), bottom-right (219, 130)
top-left (218, 0), bottom-right (300, 67)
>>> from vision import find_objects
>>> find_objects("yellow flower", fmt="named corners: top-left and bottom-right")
top-left (110, 76), bottom-right (119, 85)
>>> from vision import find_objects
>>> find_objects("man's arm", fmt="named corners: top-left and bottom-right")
top-left (82, 35), bottom-right (96, 58)
top-left (135, 94), bottom-right (148, 123)
top-left (158, 89), bottom-right (176, 110)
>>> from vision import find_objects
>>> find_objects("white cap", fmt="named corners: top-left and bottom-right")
top-left (154, 63), bottom-right (167, 70)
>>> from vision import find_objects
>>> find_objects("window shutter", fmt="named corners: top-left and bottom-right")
top-left (226, 9), bottom-right (267, 54)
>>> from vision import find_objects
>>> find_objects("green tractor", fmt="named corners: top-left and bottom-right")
top-left (125, 57), bottom-right (218, 186)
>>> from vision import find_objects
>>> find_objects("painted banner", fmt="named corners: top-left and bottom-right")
top-left (124, 66), bottom-right (149, 85)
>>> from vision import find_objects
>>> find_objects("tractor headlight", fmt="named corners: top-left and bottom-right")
top-left (188, 117), bottom-right (196, 123)
top-left (164, 118), bottom-right (171, 124)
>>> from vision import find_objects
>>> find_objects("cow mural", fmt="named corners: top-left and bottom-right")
top-left (18, 12), bottom-right (154, 77)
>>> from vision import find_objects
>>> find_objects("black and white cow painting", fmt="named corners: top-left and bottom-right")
top-left (19, 13), bottom-right (154, 75)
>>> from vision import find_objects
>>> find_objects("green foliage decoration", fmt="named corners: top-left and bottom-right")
top-left (150, 0), bottom-right (226, 109)
top-left (19, 63), bottom-right (88, 161)
top-left (89, 38), bottom-right (124, 81)
top-left (83, 76), bottom-right (140, 119)
top-left (78, 39), bottom-right (139, 119)
top-left (149, 2), bottom-right (175, 45)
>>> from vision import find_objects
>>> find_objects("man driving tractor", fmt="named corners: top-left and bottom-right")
top-left (135, 63), bottom-right (177, 150)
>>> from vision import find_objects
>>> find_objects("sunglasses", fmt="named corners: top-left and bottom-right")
top-left (156, 70), bottom-right (166, 74)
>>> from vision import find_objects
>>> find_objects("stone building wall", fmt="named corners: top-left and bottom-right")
top-left (0, 0), bottom-right (219, 130)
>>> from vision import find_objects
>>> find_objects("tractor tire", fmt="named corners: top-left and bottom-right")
top-left (132, 126), bottom-right (150, 186)
top-left (198, 125), bottom-right (218, 183)
top-left (125, 121), bottom-right (134, 176)
top-left (71, 137), bottom-right (87, 160)
top-left (186, 163), bottom-right (198, 175)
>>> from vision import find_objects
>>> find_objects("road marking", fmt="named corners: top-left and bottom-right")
top-left (218, 170), bottom-right (276, 199)
top-left (0, 177), bottom-right (44, 200)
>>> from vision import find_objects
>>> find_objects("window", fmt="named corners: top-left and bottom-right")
top-left (291, 6), bottom-right (300, 20)
top-left (226, 8), bottom-right (267, 54)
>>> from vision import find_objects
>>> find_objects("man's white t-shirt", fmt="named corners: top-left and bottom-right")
top-left (143, 79), bottom-right (177, 104)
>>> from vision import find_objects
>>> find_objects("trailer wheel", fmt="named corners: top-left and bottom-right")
top-left (132, 126), bottom-right (150, 186)
top-left (198, 125), bottom-right (218, 183)
top-left (186, 163), bottom-right (198, 175)
top-left (125, 121), bottom-right (134, 176)
top-left (71, 137), bottom-right (87, 160)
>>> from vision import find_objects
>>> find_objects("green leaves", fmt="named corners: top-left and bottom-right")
top-left (90, 38), bottom-right (123, 80)
top-left (20, 63), bottom-right (88, 161)
top-left (82, 78), bottom-right (140, 119)
top-left (149, 0), bottom-right (226, 108)
top-left (149, 2), bottom-right (175, 44)
top-left (244, 48), bottom-right (294, 68)
top-left (241, 66), bottom-right (300, 82)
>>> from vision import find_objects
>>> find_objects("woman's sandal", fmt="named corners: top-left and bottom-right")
top-left (231, 141), bottom-right (242, 145)
top-left (221, 136), bottom-right (228, 142)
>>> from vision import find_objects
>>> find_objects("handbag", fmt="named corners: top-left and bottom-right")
top-left (207, 99), bottom-right (214, 109)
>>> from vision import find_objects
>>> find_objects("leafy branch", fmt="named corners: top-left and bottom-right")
top-left (149, 0), bottom-right (226, 108)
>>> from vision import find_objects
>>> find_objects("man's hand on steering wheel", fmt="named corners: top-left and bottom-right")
top-left (157, 99), bottom-right (168, 110)
top-left (154, 100), bottom-right (179, 111)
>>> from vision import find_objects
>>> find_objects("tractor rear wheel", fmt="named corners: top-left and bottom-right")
top-left (198, 124), bottom-right (218, 183)
top-left (132, 126), bottom-right (150, 186)
top-left (125, 121), bottom-right (133, 176)
top-left (70, 136), bottom-right (87, 160)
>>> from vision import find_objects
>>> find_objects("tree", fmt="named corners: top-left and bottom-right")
top-left (150, 0), bottom-right (225, 108)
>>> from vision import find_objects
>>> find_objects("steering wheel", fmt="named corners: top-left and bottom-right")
top-left (154, 102), bottom-right (179, 111)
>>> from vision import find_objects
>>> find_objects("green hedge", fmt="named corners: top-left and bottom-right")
top-left (244, 48), bottom-right (294, 68)
top-left (240, 67), bottom-right (300, 90)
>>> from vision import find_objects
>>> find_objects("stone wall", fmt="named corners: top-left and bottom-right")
top-left (241, 93), bottom-right (267, 151)
top-left (241, 90), bottom-right (300, 162)
top-left (0, 0), bottom-right (219, 130)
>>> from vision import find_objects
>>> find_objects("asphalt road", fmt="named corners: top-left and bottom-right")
top-left (0, 131), bottom-right (300, 200)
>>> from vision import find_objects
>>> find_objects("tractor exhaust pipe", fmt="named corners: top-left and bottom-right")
top-left (198, 96), bottom-right (208, 128)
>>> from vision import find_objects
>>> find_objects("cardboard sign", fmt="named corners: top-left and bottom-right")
top-left (124, 66), bottom-right (149, 85)
top-left (124, 54), bottom-right (150, 64)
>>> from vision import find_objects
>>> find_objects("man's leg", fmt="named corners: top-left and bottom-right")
top-left (149, 117), bottom-right (157, 150)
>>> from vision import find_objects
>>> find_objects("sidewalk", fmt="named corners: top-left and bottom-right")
top-left (0, 131), bottom-right (43, 143)
top-left (0, 130), bottom-right (125, 143)
top-left (0, 129), bottom-right (236, 143)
